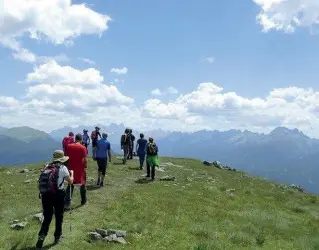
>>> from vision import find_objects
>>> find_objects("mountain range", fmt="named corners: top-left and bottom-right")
top-left (1, 124), bottom-right (319, 193)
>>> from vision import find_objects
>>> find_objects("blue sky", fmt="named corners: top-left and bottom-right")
top-left (1, 0), bottom-right (319, 136)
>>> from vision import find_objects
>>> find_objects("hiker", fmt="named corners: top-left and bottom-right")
top-left (95, 133), bottom-right (111, 186)
top-left (91, 126), bottom-right (101, 160)
top-left (128, 129), bottom-right (135, 159)
top-left (82, 129), bottom-right (90, 150)
top-left (64, 134), bottom-right (88, 209)
top-left (120, 128), bottom-right (131, 164)
top-left (36, 150), bottom-right (74, 249)
top-left (62, 132), bottom-right (74, 156)
top-left (146, 137), bottom-right (159, 181)
top-left (136, 133), bottom-right (147, 169)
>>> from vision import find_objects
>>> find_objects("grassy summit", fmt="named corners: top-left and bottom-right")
top-left (0, 157), bottom-right (319, 249)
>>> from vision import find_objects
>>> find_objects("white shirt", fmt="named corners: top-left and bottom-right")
top-left (57, 165), bottom-right (70, 190)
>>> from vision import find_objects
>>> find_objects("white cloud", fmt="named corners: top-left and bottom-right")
top-left (79, 57), bottom-right (95, 65)
top-left (254, 0), bottom-right (319, 33)
top-left (142, 82), bottom-right (319, 136)
top-left (110, 67), bottom-right (128, 75)
top-left (167, 86), bottom-right (179, 94)
top-left (25, 60), bottom-right (104, 86)
top-left (38, 54), bottom-right (70, 63)
top-left (0, 0), bottom-right (111, 45)
top-left (205, 57), bottom-right (215, 63)
top-left (151, 88), bottom-right (162, 96)
top-left (0, 0), bottom-right (111, 62)
top-left (2, 78), bottom-right (319, 136)
top-left (12, 48), bottom-right (37, 63)
top-left (151, 87), bottom-right (178, 96)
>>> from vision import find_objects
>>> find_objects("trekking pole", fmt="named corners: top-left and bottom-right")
top-left (69, 186), bottom-right (72, 232)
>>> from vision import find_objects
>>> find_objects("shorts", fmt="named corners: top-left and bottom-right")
top-left (96, 158), bottom-right (108, 175)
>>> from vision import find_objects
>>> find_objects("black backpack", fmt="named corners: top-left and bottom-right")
top-left (147, 142), bottom-right (158, 156)
top-left (38, 163), bottom-right (61, 195)
top-left (121, 133), bottom-right (131, 145)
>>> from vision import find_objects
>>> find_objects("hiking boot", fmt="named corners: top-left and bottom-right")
top-left (36, 236), bottom-right (45, 249)
top-left (53, 236), bottom-right (62, 245)
top-left (96, 179), bottom-right (100, 186)
top-left (100, 181), bottom-right (104, 187)
top-left (81, 199), bottom-right (87, 206)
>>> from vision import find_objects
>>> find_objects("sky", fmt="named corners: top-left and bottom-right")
top-left (1, 0), bottom-right (319, 137)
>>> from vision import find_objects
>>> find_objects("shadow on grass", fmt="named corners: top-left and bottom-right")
top-left (128, 167), bottom-right (142, 171)
top-left (15, 243), bottom-right (55, 250)
top-left (112, 162), bottom-right (124, 166)
top-left (135, 178), bottom-right (153, 184)
top-left (86, 184), bottom-right (101, 191)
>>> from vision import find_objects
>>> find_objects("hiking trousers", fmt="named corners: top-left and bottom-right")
top-left (65, 184), bottom-right (87, 206)
top-left (146, 161), bottom-right (155, 180)
top-left (122, 145), bottom-right (129, 164)
top-left (38, 191), bottom-right (65, 239)
top-left (138, 153), bottom-right (146, 168)
top-left (128, 142), bottom-right (134, 159)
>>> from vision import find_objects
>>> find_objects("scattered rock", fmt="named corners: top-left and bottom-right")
top-left (6, 171), bottom-right (11, 175)
top-left (96, 229), bottom-right (108, 237)
top-left (12, 220), bottom-right (20, 224)
top-left (88, 229), bottom-right (127, 244)
top-left (289, 184), bottom-right (305, 193)
top-left (160, 176), bottom-right (176, 181)
top-left (24, 179), bottom-right (32, 184)
top-left (19, 169), bottom-right (30, 173)
top-left (33, 213), bottom-right (43, 223)
top-left (203, 160), bottom-right (236, 171)
top-left (227, 189), bottom-right (236, 193)
top-left (115, 237), bottom-right (127, 244)
top-left (11, 222), bottom-right (28, 230)
top-left (156, 167), bottom-right (165, 172)
top-left (202, 161), bottom-right (212, 166)
top-left (88, 232), bottom-right (103, 241)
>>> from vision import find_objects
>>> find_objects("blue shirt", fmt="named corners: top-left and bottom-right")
top-left (82, 133), bottom-right (90, 144)
top-left (137, 138), bottom-right (147, 154)
top-left (96, 138), bottom-right (111, 159)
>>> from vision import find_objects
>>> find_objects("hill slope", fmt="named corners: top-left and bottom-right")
top-left (0, 127), bottom-right (60, 166)
top-left (49, 124), bottom-right (319, 193)
top-left (1, 157), bottom-right (319, 249)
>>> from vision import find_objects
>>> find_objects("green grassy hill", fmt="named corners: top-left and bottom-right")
top-left (1, 157), bottom-right (319, 250)
top-left (0, 126), bottom-right (51, 143)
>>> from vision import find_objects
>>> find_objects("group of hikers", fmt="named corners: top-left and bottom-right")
top-left (35, 126), bottom-right (159, 249)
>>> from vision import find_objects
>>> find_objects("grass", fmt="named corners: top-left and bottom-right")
top-left (1, 157), bottom-right (319, 249)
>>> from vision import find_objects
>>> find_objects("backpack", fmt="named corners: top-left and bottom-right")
top-left (38, 163), bottom-right (61, 195)
top-left (91, 131), bottom-right (98, 141)
top-left (62, 136), bottom-right (73, 149)
top-left (121, 133), bottom-right (130, 145)
top-left (147, 142), bottom-right (158, 156)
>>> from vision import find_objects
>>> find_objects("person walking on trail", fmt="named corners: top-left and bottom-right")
top-left (62, 132), bottom-right (74, 156)
top-left (121, 128), bottom-right (131, 164)
top-left (36, 150), bottom-right (74, 249)
top-left (136, 133), bottom-right (147, 169)
top-left (64, 134), bottom-right (88, 209)
top-left (82, 129), bottom-right (90, 151)
top-left (146, 137), bottom-right (159, 181)
top-left (95, 133), bottom-right (111, 187)
top-left (91, 126), bottom-right (101, 160)
top-left (128, 129), bottom-right (135, 159)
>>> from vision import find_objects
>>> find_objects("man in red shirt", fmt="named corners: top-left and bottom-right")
top-left (64, 134), bottom-right (88, 209)
top-left (62, 132), bottom-right (74, 156)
